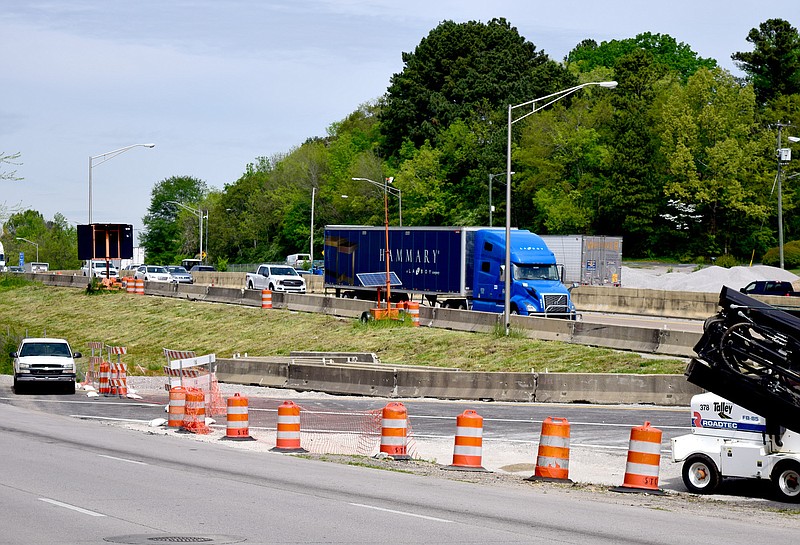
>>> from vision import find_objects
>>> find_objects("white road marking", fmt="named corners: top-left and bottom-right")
top-left (350, 502), bottom-right (452, 523)
top-left (39, 498), bottom-right (106, 517)
top-left (98, 454), bottom-right (148, 465)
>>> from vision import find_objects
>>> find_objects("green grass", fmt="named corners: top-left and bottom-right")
top-left (0, 277), bottom-right (687, 375)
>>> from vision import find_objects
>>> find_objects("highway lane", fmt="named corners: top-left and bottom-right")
top-left (1, 401), bottom-right (797, 544)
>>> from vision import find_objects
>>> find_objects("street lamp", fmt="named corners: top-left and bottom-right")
top-left (310, 187), bottom-right (316, 264)
top-left (16, 237), bottom-right (39, 262)
top-left (351, 176), bottom-right (402, 226)
top-left (776, 124), bottom-right (800, 269)
top-left (489, 171), bottom-right (513, 227)
top-left (504, 81), bottom-right (617, 334)
top-left (88, 143), bottom-right (155, 225)
top-left (352, 176), bottom-right (399, 306)
top-left (167, 201), bottom-right (206, 262)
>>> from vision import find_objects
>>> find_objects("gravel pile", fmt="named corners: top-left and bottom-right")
top-left (621, 264), bottom-right (799, 293)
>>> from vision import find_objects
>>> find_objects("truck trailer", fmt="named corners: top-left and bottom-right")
top-left (323, 226), bottom-right (575, 318)
top-left (539, 235), bottom-right (622, 285)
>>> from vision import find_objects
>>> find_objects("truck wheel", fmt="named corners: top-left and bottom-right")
top-left (682, 454), bottom-right (720, 494)
top-left (772, 461), bottom-right (800, 502)
top-left (247, 281), bottom-right (253, 290)
top-left (269, 283), bottom-right (275, 291)
top-left (359, 311), bottom-right (373, 324)
top-left (63, 381), bottom-right (76, 395)
top-left (13, 376), bottom-right (24, 394)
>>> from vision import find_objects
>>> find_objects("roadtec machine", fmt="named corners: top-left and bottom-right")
top-left (672, 286), bottom-right (800, 501)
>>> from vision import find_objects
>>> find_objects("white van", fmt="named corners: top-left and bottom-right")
top-left (286, 253), bottom-right (312, 268)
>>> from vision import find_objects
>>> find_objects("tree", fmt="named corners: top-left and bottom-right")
top-left (1, 210), bottom-right (80, 269)
top-left (0, 152), bottom-right (22, 181)
top-left (140, 176), bottom-right (208, 264)
top-left (732, 19), bottom-right (800, 104)
top-left (380, 18), bottom-right (573, 157)
top-left (567, 32), bottom-right (717, 81)
top-left (658, 67), bottom-right (765, 257)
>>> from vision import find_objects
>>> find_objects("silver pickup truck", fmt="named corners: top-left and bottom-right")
top-left (12, 337), bottom-right (81, 394)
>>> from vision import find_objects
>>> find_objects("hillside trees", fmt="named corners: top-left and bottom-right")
top-left (140, 175), bottom-right (208, 265)
top-left (0, 210), bottom-right (80, 269)
top-left (732, 18), bottom-right (800, 104)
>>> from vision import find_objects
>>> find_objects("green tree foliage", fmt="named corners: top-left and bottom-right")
top-left (658, 67), bottom-right (766, 257)
top-left (140, 176), bottom-right (207, 264)
top-left (567, 32), bottom-right (716, 80)
top-left (0, 210), bottom-right (80, 269)
top-left (732, 19), bottom-right (800, 104)
top-left (380, 18), bottom-right (573, 156)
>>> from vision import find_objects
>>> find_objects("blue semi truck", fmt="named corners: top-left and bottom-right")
top-left (323, 226), bottom-right (576, 318)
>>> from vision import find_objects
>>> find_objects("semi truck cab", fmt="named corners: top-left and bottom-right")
top-left (471, 229), bottom-right (575, 318)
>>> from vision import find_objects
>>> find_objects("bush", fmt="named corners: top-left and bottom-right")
top-left (762, 240), bottom-right (800, 268)
top-left (714, 254), bottom-right (738, 268)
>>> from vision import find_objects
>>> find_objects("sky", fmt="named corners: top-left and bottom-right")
top-left (1, 1), bottom-right (797, 244)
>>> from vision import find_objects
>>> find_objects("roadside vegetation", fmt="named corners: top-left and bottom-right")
top-left (0, 279), bottom-right (687, 376)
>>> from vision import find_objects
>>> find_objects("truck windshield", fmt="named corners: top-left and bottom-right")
top-left (20, 342), bottom-right (71, 357)
top-left (513, 264), bottom-right (560, 282)
top-left (271, 267), bottom-right (297, 276)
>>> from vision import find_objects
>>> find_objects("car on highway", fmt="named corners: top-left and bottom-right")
top-left (190, 264), bottom-right (216, 272)
top-left (134, 264), bottom-right (173, 283)
top-left (82, 260), bottom-right (119, 278)
top-left (11, 337), bottom-right (81, 394)
top-left (166, 265), bottom-right (193, 284)
top-left (7, 265), bottom-right (24, 273)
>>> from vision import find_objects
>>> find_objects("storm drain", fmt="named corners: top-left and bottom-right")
top-left (105, 535), bottom-right (245, 544)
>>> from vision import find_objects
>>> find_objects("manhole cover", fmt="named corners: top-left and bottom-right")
top-left (105, 535), bottom-right (245, 545)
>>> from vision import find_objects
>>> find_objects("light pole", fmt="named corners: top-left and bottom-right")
top-left (167, 201), bottom-right (205, 262)
top-left (16, 237), bottom-right (39, 262)
top-left (352, 176), bottom-right (398, 306)
top-left (88, 143), bottom-right (155, 225)
top-left (351, 176), bottom-right (402, 226)
top-left (310, 187), bottom-right (316, 264)
top-left (504, 81), bottom-right (617, 334)
top-left (775, 123), bottom-right (799, 269)
top-left (488, 171), bottom-right (513, 227)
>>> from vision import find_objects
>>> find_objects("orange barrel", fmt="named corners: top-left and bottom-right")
top-left (612, 421), bottom-right (664, 494)
top-left (380, 402), bottom-right (411, 460)
top-left (168, 386), bottom-right (187, 428)
top-left (98, 362), bottom-right (110, 395)
top-left (135, 277), bottom-right (145, 295)
top-left (407, 301), bottom-right (420, 327)
top-left (182, 387), bottom-right (210, 434)
top-left (125, 277), bottom-right (136, 293)
top-left (527, 417), bottom-right (572, 482)
top-left (108, 363), bottom-right (119, 396)
top-left (261, 289), bottom-right (273, 309)
top-left (270, 400), bottom-right (307, 452)
top-left (222, 393), bottom-right (255, 441)
top-left (114, 363), bottom-right (128, 397)
top-left (447, 410), bottom-right (486, 471)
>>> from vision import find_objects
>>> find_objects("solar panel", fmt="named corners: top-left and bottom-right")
top-left (357, 271), bottom-right (402, 287)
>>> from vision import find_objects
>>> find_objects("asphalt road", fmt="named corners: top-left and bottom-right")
top-left (1, 399), bottom-right (798, 545)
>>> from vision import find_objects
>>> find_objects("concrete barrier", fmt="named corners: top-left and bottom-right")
top-left (571, 320), bottom-right (660, 352)
top-left (395, 369), bottom-right (537, 402)
top-left (216, 357), bottom-right (289, 387)
top-left (216, 356), bottom-right (700, 405)
top-left (285, 362), bottom-right (396, 397)
top-left (534, 372), bottom-right (702, 405)
top-left (571, 285), bottom-right (719, 319)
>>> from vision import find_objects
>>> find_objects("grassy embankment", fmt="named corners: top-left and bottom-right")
top-left (0, 275), bottom-right (686, 376)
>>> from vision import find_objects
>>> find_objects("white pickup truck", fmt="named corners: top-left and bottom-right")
top-left (245, 264), bottom-right (306, 293)
top-left (11, 337), bottom-right (81, 394)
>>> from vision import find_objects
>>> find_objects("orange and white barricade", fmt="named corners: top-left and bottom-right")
top-left (222, 393), bottom-right (255, 441)
top-left (98, 362), bottom-right (111, 395)
top-left (181, 388), bottom-right (210, 434)
top-left (379, 402), bottom-right (411, 460)
top-left (612, 421), bottom-right (664, 495)
top-left (167, 387), bottom-right (187, 428)
top-left (135, 277), bottom-right (145, 295)
top-left (82, 341), bottom-right (105, 388)
top-left (261, 289), bottom-right (273, 309)
top-left (271, 400), bottom-right (307, 452)
top-left (125, 277), bottom-right (136, 293)
top-left (446, 410), bottom-right (486, 471)
top-left (106, 346), bottom-right (128, 397)
top-left (407, 302), bottom-right (420, 326)
top-left (527, 417), bottom-right (572, 483)
top-left (162, 349), bottom-right (225, 416)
